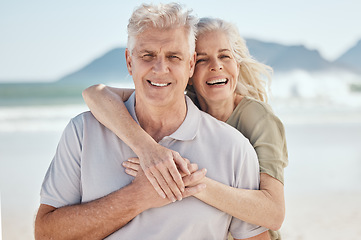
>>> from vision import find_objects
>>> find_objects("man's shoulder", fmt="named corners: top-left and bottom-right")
top-left (70, 111), bottom-right (95, 124)
top-left (69, 111), bottom-right (105, 131)
top-left (198, 110), bottom-right (249, 143)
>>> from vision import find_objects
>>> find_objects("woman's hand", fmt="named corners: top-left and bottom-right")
top-left (123, 157), bottom-right (207, 200)
top-left (83, 85), bottom-right (190, 202)
top-left (136, 144), bottom-right (191, 202)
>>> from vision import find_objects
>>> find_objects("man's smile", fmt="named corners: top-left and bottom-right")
top-left (147, 80), bottom-right (171, 87)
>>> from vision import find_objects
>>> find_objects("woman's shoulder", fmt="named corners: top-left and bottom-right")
top-left (240, 97), bottom-right (274, 115)
top-left (229, 96), bottom-right (284, 130)
top-left (232, 96), bottom-right (275, 121)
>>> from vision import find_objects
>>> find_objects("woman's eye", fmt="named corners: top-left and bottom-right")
top-left (220, 55), bottom-right (231, 59)
top-left (196, 59), bottom-right (206, 64)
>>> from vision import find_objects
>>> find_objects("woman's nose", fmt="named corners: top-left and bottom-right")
top-left (209, 59), bottom-right (223, 71)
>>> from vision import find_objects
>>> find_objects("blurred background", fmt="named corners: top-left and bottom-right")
top-left (1, 0), bottom-right (361, 239)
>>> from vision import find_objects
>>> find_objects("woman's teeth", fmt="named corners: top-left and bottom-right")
top-left (206, 79), bottom-right (228, 85)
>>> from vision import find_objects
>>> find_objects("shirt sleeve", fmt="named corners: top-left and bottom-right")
top-left (253, 113), bottom-right (288, 183)
top-left (232, 99), bottom-right (288, 184)
top-left (40, 117), bottom-right (83, 208)
top-left (228, 137), bottom-right (269, 239)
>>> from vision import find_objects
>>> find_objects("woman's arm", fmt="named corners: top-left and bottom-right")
top-left (123, 159), bottom-right (284, 231)
top-left (82, 84), bottom-right (190, 202)
top-left (196, 173), bottom-right (284, 231)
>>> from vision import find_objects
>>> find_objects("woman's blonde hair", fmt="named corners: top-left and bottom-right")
top-left (195, 17), bottom-right (272, 102)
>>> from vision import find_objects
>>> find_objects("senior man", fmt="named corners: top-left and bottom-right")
top-left (35, 3), bottom-right (269, 240)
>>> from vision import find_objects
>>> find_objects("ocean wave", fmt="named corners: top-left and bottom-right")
top-left (0, 104), bottom-right (88, 132)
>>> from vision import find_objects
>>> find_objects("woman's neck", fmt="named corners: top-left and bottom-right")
top-left (198, 94), bottom-right (243, 122)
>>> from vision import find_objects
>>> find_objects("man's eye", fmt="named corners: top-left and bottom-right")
top-left (142, 54), bottom-right (154, 60)
top-left (168, 55), bottom-right (181, 60)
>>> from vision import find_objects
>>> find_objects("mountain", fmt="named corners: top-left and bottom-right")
top-left (245, 39), bottom-right (340, 72)
top-left (335, 40), bottom-right (361, 73)
top-left (56, 48), bottom-right (129, 86)
top-left (53, 39), bottom-right (359, 86)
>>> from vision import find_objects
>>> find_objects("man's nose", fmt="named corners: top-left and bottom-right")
top-left (152, 57), bottom-right (169, 73)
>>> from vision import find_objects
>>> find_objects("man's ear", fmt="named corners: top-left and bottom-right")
top-left (188, 77), bottom-right (193, 86)
top-left (189, 52), bottom-right (196, 78)
top-left (125, 48), bottom-right (132, 76)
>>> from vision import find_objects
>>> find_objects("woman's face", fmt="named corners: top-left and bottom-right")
top-left (190, 30), bottom-right (239, 105)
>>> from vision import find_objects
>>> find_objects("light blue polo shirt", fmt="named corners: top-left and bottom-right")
top-left (40, 93), bottom-right (267, 239)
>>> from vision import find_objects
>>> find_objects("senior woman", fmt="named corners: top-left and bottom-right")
top-left (83, 18), bottom-right (288, 239)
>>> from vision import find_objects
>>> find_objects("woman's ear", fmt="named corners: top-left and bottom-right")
top-left (125, 48), bottom-right (132, 75)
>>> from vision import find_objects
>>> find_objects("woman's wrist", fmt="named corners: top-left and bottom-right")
top-left (130, 132), bottom-right (158, 159)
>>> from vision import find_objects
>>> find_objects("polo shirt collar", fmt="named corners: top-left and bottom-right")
top-left (125, 93), bottom-right (200, 142)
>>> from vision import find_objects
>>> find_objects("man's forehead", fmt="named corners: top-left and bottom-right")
top-left (134, 27), bottom-right (189, 54)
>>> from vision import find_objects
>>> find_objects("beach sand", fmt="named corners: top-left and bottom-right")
top-left (2, 193), bottom-right (361, 239)
top-left (281, 193), bottom-right (361, 239)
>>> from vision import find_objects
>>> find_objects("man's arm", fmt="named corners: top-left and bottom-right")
top-left (35, 164), bottom-right (206, 240)
top-left (234, 230), bottom-right (270, 240)
top-left (35, 171), bottom-right (163, 240)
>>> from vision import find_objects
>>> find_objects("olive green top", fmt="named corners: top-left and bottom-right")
top-left (226, 96), bottom-right (288, 184)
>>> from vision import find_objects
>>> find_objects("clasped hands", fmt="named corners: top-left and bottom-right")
top-left (123, 144), bottom-right (207, 203)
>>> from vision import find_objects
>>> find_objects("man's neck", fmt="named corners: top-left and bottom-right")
top-left (135, 98), bottom-right (187, 142)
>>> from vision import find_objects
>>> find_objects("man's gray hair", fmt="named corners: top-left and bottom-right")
top-left (127, 3), bottom-right (198, 55)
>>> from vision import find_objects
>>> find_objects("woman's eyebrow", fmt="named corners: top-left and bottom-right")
top-left (196, 52), bottom-right (207, 56)
top-left (219, 49), bottom-right (231, 53)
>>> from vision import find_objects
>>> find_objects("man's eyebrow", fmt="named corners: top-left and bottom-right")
top-left (137, 50), bottom-right (155, 54)
top-left (167, 51), bottom-right (184, 56)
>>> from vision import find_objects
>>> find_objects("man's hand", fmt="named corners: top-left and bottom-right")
top-left (137, 144), bottom-right (190, 202)
top-left (124, 157), bottom-right (207, 203)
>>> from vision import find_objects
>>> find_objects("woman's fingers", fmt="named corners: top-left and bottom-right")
top-left (124, 155), bottom-right (190, 202)
top-left (182, 183), bottom-right (207, 198)
top-left (122, 160), bottom-right (140, 173)
top-left (173, 152), bottom-right (190, 175)
top-left (128, 157), bottom-right (140, 164)
top-left (123, 158), bottom-right (207, 200)
top-left (124, 168), bottom-right (138, 177)
top-left (183, 168), bottom-right (207, 187)
top-left (143, 169), bottom-right (167, 199)
top-left (147, 162), bottom-right (183, 202)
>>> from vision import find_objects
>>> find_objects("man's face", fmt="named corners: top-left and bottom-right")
top-left (126, 27), bottom-right (196, 108)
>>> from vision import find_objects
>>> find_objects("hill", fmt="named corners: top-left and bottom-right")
top-left (335, 40), bottom-right (361, 73)
top-left (245, 39), bottom-right (341, 72)
top-left (56, 48), bottom-right (130, 86)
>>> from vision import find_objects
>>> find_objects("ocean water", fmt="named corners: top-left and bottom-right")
top-left (0, 104), bottom-right (89, 239)
top-left (1, 71), bottom-right (361, 239)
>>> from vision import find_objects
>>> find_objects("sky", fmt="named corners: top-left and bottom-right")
top-left (0, 0), bottom-right (360, 82)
